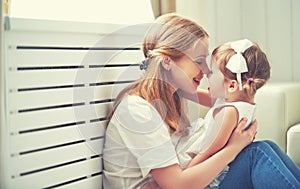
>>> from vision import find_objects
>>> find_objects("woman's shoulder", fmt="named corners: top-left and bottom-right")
top-left (113, 95), bottom-right (166, 133)
top-left (118, 95), bottom-right (154, 112)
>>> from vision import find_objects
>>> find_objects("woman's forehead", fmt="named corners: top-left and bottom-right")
top-left (184, 38), bottom-right (209, 59)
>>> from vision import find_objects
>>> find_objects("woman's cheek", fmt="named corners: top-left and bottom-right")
top-left (170, 66), bottom-right (196, 92)
top-left (177, 75), bottom-right (196, 93)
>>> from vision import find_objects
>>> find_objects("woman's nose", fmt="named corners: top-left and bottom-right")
top-left (199, 69), bottom-right (204, 79)
top-left (198, 63), bottom-right (211, 77)
top-left (194, 60), bottom-right (209, 74)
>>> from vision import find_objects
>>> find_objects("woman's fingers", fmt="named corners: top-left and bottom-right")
top-left (236, 118), bottom-right (248, 132)
top-left (233, 118), bottom-right (258, 144)
top-left (247, 119), bottom-right (258, 137)
top-left (228, 118), bottom-right (259, 151)
top-left (238, 118), bottom-right (257, 133)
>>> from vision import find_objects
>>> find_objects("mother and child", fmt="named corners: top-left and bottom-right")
top-left (102, 13), bottom-right (300, 189)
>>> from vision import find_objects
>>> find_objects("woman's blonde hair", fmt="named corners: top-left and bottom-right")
top-left (107, 13), bottom-right (209, 134)
top-left (212, 42), bottom-right (271, 99)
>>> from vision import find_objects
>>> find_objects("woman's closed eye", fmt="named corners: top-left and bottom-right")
top-left (195, 60), bottom-right (203, 66)
top-left (195, 59), bottom-right (211, 76)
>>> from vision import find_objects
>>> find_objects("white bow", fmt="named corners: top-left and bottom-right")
top-left (226, 39), bottom-right (253, 90)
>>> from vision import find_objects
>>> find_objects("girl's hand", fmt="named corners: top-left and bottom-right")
top-left (226, 118), bottom-right (257, 152)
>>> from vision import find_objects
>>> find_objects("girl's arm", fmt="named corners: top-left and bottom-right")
top-left (187, 106), bottom-right (238, 167)
top-left (150, 118), bottom-right (257, 189)
top-left (182, 88), bottom-right (214, 107)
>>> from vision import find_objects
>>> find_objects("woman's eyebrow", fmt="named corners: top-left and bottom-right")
top-left (194, 55), bottom-right (208, 60)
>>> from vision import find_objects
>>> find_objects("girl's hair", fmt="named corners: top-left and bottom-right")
top-left (107, 13), bottom-right (209, 134)
top-left (212, 42), bottom-right (271, 99)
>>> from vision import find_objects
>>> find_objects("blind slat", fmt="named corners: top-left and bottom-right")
top-left (10, 158), bottom-right (102, 189)
top-left (8, 49), bottom-right (142, 67)
top-left (11, 141), bottom-right (103, 176)
top-left (8, 66), bottom-right (141, 89)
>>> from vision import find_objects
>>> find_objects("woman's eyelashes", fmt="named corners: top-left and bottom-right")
top-left (195, 60), bottom-right (203, 66)
top-left (195, 59), bottom-right (213, 75)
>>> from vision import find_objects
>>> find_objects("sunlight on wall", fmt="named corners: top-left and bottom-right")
top-left (10, 0), bottom-right (155, 24)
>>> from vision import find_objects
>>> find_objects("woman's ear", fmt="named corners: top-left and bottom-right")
top-left (161, 57), bottom-right (172, 71)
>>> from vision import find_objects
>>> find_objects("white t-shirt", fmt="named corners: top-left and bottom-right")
top-left (103, 95), bottom-right (180, 189)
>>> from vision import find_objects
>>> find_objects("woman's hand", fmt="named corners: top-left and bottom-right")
top-left (226, 118), bottom-right (258, 152)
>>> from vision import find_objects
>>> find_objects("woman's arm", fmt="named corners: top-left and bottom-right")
top-left (150, 118), bottom-right (257, 189)
top-left (182, 88), bottom-right (213, 107)
top-left (187, 106), bottom-right (238, 167)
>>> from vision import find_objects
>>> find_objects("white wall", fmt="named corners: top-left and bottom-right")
top-left (176, 0), bottom-right (300, 82)
top-left (10, 0), bottom-right (154, 25)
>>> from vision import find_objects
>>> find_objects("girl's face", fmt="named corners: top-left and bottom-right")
top-left (207, 58), bottom-right (226, 98)
top-left (168, 38), bottom-right (210, 94)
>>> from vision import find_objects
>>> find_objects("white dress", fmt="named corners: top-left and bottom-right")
top-left (177, 98), bottom-right (256, 188)
top-left (184, 98), bottom-right (256, 163)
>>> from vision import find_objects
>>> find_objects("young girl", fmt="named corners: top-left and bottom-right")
top-left (186, 39), bottom-right (271, 167)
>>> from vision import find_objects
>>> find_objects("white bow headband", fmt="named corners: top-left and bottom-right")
top-left (226, 39), bottom-right (253, 90)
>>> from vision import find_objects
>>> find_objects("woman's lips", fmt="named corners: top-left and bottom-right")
top-left (193, 77), bottom-right (200, 86)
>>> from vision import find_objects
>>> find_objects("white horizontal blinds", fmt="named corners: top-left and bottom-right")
top-left (5, 19), bottom-right (144, 188)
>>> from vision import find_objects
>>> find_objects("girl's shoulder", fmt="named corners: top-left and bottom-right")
top-left (214, 100), bottom-right (256, 127)
top-left (210, 99), bottom-right (238, 117)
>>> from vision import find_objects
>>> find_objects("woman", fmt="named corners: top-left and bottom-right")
top-left (103, 13), bottom-right (300, 189)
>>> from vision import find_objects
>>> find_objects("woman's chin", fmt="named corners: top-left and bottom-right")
top-left (191, 85), bottom-right (199, 93)
top-left (193, 81), bottom-right (200, 89)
